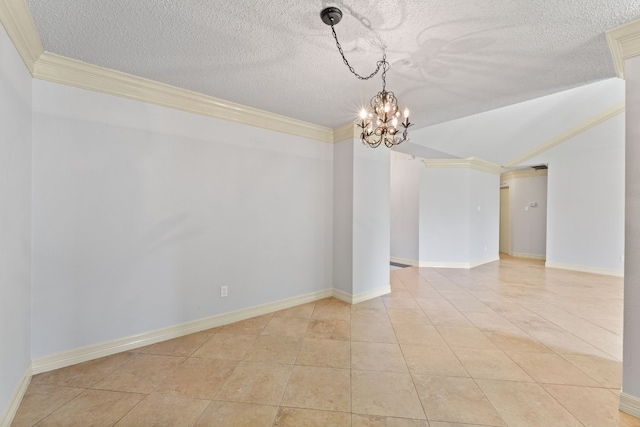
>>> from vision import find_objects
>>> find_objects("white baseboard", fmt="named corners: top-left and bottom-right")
top-left (333, 285), bottom-right (391, 305)
top-left (545, 261), bottom-right (624, 277)
top-left (32, 288), bottom-right (333, 374)
top-left (510, 252), bottom-right (546, 260)
top-left (0, 363), bottom-right (32, 427)
top-left (390, 257), bottom-right (419, 267)
top-left (620, 392), bottom-right (640, 418)
top-left (419, 256), bottom-right (499, 269)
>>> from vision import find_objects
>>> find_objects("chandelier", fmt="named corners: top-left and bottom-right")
top-left (321, 7), bottom-right (413, 148)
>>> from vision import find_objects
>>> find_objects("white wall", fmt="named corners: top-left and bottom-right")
top-left (501, 172), bottom-right (548, 258)
top-left (333, 137), bottom-right (391, 297)
top-left (420, 167), bottom-right (471, 266)
top-left (352, 139), bottom-right (390, 295)
top-left (419, 166), bottom-right (499, 268)
top-left (390, 151), bottom-right (419, 265)
top-left (528, 114), bottom-right (625, 275)
top-left (31, 80), bottom-right (333, 358)
top-left (0, 25), bottom-right (32, 416)
top-left (469, 169), bottom-right (500, 265)
top-left (623, 54), bottom-right (640, 402)
top-left (332, 139), bottom-right (353, 294)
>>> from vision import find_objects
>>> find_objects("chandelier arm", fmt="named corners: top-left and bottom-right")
top-left (330, 25), bottom-right (386, 81)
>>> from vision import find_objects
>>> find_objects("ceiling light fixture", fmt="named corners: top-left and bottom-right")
top-left (321, 6), bottom-right (412, 148)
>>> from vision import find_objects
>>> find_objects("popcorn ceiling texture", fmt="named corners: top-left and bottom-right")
top-left (26, 0), bottom-right (640, 129)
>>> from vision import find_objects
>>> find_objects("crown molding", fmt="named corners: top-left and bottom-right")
top-left (33, 52), bottom-right (334, 143)
top-left (333, 122), bottom-right (356, 143)
top-left (606, 18), bottom-right (640, 79)
top-left (504, 102), bottom-right (625, 167)
top-left (423, 157), bottom-right (503, 175)
top-left (501, 168), bottom-right (548, 181)
top-left (0, 0), bottom-right (43, 74)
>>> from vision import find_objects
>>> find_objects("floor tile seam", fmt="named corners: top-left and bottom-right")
top-left (529, 308), bottom-right (618, 344)
top-left (555, 353), bottom-right (622, 388)
top-left (469, 376), bottom-right (563, 427)
top-left (109, 391), bottom-right (156, 427)
top-left (532, 383), bottom-right (590, 427)
top-left (18, 386), bottom-right (86, 427)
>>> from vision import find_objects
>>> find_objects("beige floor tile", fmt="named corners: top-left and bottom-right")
top-left (244, 334), bottom-right (302, 363)
top-left (281, 366), bottom-right (350, 412)
top-left (273, 302), bottom-right (316, 319)
top-left (619, 411), bottom-right (640, 427)
top-left (114, 394), bottom-right (209, 427)
top-left (463, 312), bottom-right (520, 332)
top-left (429, 422), bottom-right (490, 427)
top-left (194, 401), bottom-right (278, 427)
top-left (414, 298), bottom-right (457, 312)
top-left (352, 320), bottom-right (397, 343)
top-left (10, 385), bottom-right (84, 427)
top-left (216, 313), bottom-right (272, 335)
top-left (383, 296), bottom-right (422, 310)
top-left (543, 384), bottom-right (623, 427)
top-left (425, 310), bottom-right (473, 327)
top-left (483, 330), bottom-right (552, 353)
top-left (351, 309), bottom-right (392, 324)
top-left (351, 298), bottom-right (387, 312)
top-left (274, 407), bottom-right (351, 426)
top-left (449, 298), bottom-right (493, 313)
top-left (453, 348), bottom-right (534, 381)
top-left (412, 375), bottom-right (505, 426)
top-left (476, 379), bottom-right (583, 427)
top-left (351, 342), bottom-right (408, 373)
top-left (215, 361), bottom-right (292, 405)
top-left (154, 357), bottom-right (238, 399)
top-left (306, 319), bottom-right (350, 340)
top-left (393, 323), bottom-right (448, 347)
top-left (261, 317), bottom-right (310, 337)
top-left (352, 414), bottom-right (430, 426)
top-left (30, 352), bottom-right (134, 388)
top-left (436, 326), bottom-right (498, 350)
top-left (508, 351), bottom-right (601, 386)
top-left (35, 389), bottom-right (144, 427)
top-left (401, 344), bottom-right (469, 377)
top-left (525, 326), bottom-right (610, 357)
top-left (191, 333), bottom-right (256, 360)
top-left (312, 304), bottom-right (351, 321)
top-left (295, 337), bottom-right (350, 368)
top-left (136, 329), bottom-right (215, 357)
top-left (387, 309), bottom-right (430, 325)
top-left (560, 354), bottom-right (622, 388)
top-left (92, 353), bottom-right (185, 393)
top-left (351, 370), bottom-right (425, 419)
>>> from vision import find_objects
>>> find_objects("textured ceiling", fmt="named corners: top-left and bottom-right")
top-left (26, 0), bottom-right (640, 134)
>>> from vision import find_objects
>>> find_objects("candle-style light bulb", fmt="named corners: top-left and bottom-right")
top-left (360, 108), bottom-right (367, 120)
top-left (392, 117), bottom-right (398, 127)
top-left (404, 108), bottom-right (410, 118)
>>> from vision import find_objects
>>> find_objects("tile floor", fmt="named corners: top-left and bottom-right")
top-left (11, 256), bottom-right (640, 426)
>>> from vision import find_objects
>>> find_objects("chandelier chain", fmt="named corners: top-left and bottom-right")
top-left (330, 24), bottom-right (386, 81)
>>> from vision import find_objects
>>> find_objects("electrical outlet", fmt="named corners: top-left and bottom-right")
top-left (220, 286), bottom-right (228, 297)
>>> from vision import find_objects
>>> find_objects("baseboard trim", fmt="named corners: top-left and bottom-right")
top-left (420, 256), bottom-right (499, 269)
top-left (332, 285), bottom-right (391, 305)
top-left (620, 392), bottom-right (640, 418)
top-left (545, 261), bottom-right (624, 277)
top-left (510, 252), bottom-right (546, 260)
top-left (31, 288), bottom-right (333, 374)
top-left (391, 257), bottom-right (419, 267)
top-left (0, 363), bottom-right (32, 427)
